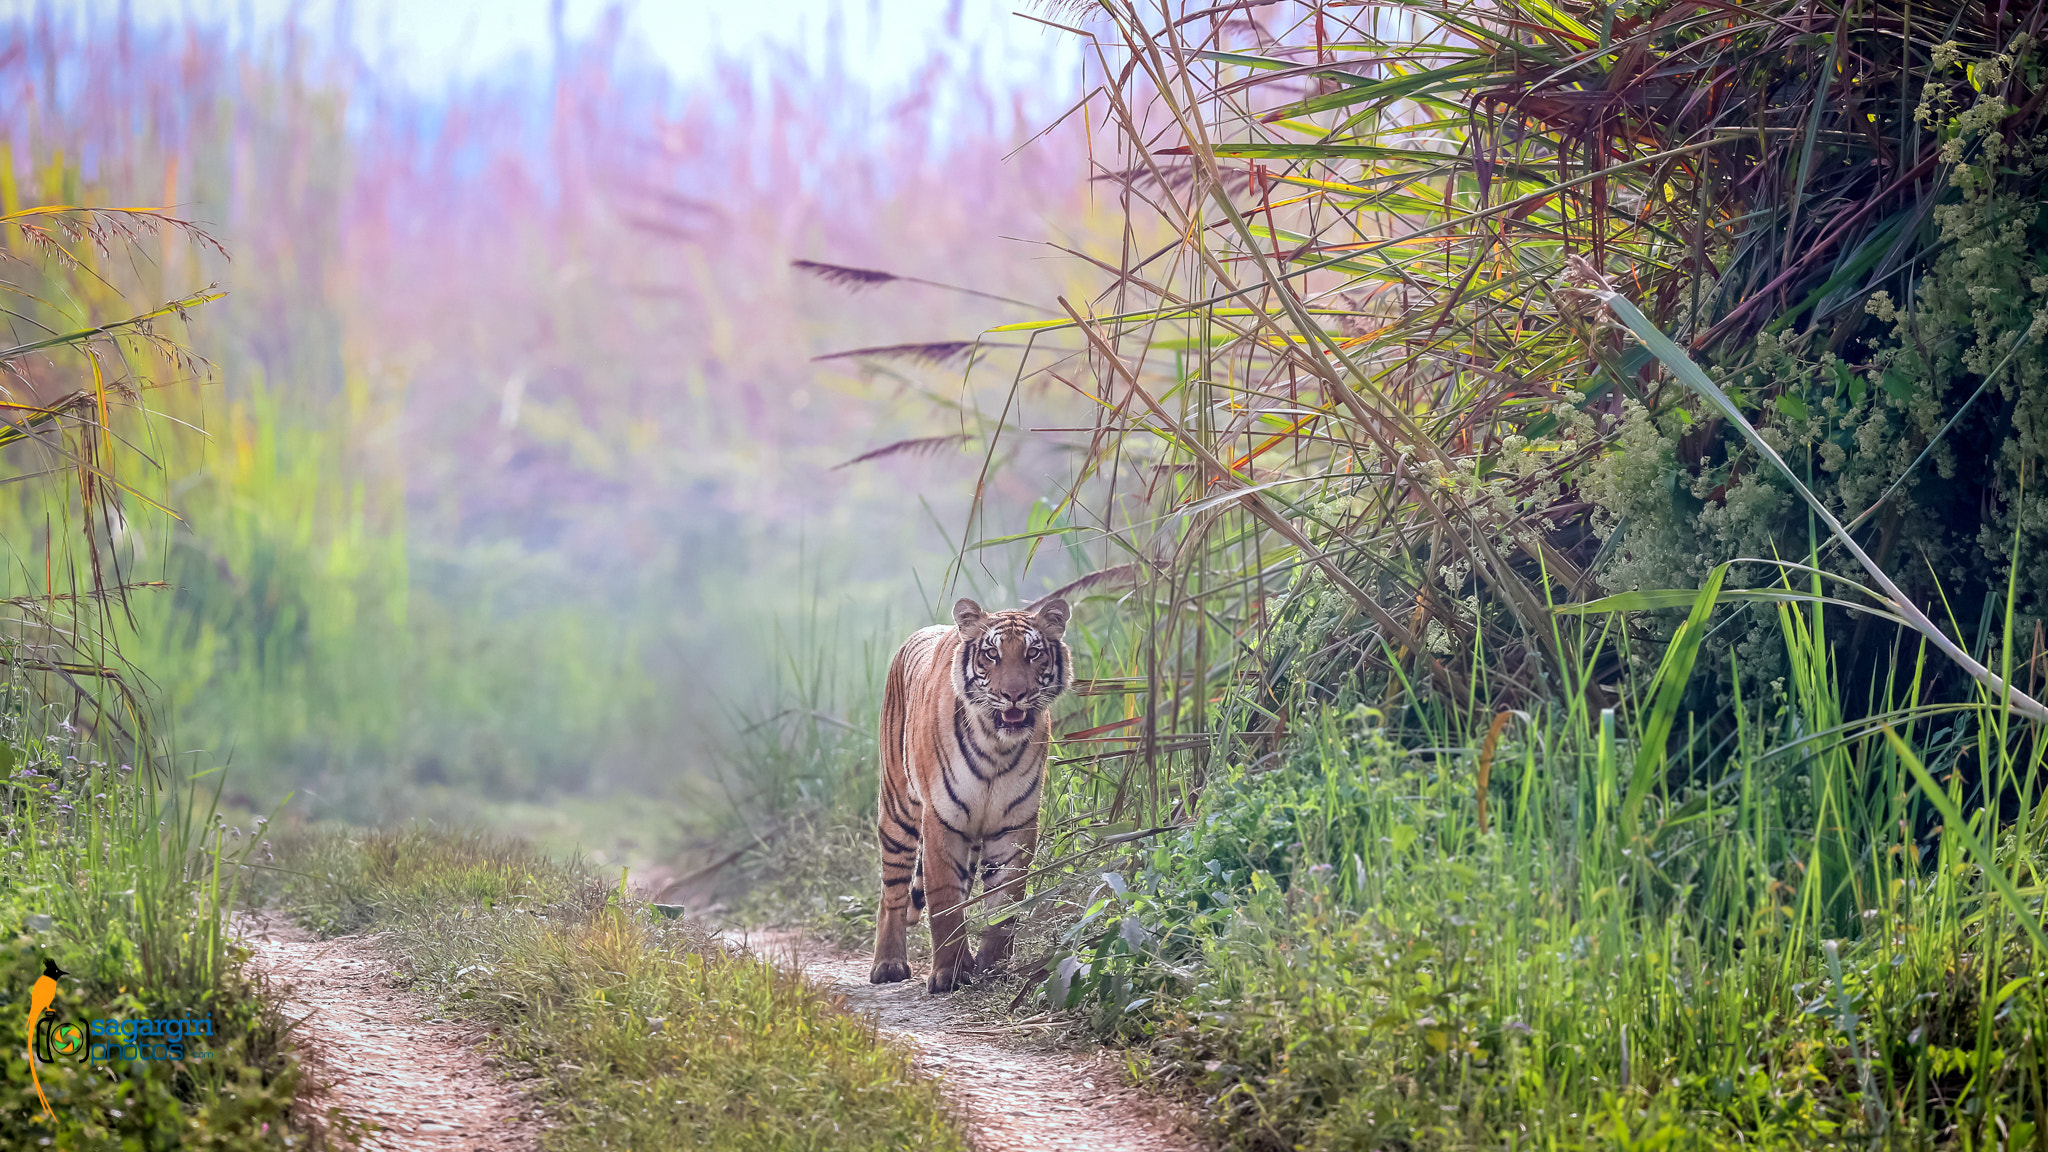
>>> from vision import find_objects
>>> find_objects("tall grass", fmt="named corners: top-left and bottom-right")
top-left (883, 0), bottom-right (2048, 828)
top-left (1042, 594), bottom-right (2048, 1148)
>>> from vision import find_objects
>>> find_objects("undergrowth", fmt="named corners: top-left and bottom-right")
top-left (260, 826), bottom-right (967, 1152)
top-left (1036, 605), bottom-right (2048, 1150)
top-left (707, 589), bottom-right (2048, 1149)
top-left (0, 699), bottom-right (302, 1148)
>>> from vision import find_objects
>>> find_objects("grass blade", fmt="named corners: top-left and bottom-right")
top-left (1884, 725), bottom-right (2048, 957)
top-left (1622, 562), bottom-right (1726, 839)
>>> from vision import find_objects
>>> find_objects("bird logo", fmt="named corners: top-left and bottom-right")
top-left (26, 957), bottom-right (66, 1123)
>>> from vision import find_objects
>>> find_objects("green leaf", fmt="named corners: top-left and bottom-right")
top-left (1188, 49), bottom-right (1307, 73)
top-left (1049, 955), bottom-right (1088, 1008)
top-left (1776, 393), bottom-right (1810, 422)
top-left (1881, 367), bottom-right (1914, 402)
top-left (966, 525), bottom-right (1089, 552)
top-left (1389, 824), bottom-right (1419, 853)
top-left (1622, 563), bottom-right (1728, 840)
top-left (1558, 586), bottom-right (1907, 626)
top-left (1119, 915), bottom-right (1152, 953)
top-left (1164, 142), bottom-right (1462, 163)
top-left (1252, 58), bottom-right (1495, 120)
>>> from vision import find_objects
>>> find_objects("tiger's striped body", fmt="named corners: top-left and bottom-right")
top-left (871, 598), bottom-right (1072, 992)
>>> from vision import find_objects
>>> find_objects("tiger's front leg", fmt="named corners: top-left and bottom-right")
top-left (974, 824), bottom-right (1036, 971)
top-left (870, 779), bottom-right (922, 984)
top-left (922, 810), bottom-right (976, 994)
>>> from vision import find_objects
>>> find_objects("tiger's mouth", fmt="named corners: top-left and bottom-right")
top-left (995, 707), bottom-right (1033, 732)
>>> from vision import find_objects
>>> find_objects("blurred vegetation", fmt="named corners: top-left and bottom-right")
top-left (0, 5), bottom-right (1108, 824)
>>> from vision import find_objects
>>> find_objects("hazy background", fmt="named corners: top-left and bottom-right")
top-left (0, 0), bottom-right (1112, 860)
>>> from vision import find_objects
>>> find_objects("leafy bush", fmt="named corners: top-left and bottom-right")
top-left (1586, 31), bottom-right (2048, 712)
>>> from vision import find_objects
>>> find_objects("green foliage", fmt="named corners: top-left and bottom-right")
top-left (1583, 26), bottom-right (2048, 712)
top-left (1036, 633), bottom-right (2048, 1149)
top-left (0, 701), bottom-right (300, 1148)
top-left (266, 827), bottom-right (967, 1152)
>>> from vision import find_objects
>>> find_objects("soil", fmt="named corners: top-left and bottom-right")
top-left (238, 915), bottom-right (545, 1151)
top-left (742, 930), bottom-right (1202, 1152)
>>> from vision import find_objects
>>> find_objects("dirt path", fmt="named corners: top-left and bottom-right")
top-left (743, 931), bottom-right (1199, 1152)
top-left (238, 916), bottom-right (544, 1151)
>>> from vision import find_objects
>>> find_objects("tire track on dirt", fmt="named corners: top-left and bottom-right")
top-left (743, 931), bottom-right (1199, 1152)
top-left (239, 915), bottom-right (543, 1151)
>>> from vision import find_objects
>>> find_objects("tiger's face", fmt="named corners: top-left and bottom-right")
top-left (953, 597), bottom-right (1071, 739)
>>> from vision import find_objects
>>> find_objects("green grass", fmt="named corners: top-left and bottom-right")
top-left (1034, 608), bottom-right (2048, 1150)
top-left (0, 191), bottom-right (310, 1150)
top-left (260, 826), bottom-right (968, 1152)
top-left (0, 701), bottom-right (302, 1149)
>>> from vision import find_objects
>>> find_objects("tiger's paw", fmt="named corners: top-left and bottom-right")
top-left (974, 937), bottom-right (1014, 971)
top-left (870, 958), bottom-right (912, 984)
top-left (927, 962), bottom-right (974, 994)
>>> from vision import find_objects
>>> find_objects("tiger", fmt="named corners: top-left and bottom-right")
top-left (870, 596), bottom-right (1072, 992)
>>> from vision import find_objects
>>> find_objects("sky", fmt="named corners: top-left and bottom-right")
top-left (57, 0), bottom-right (1075, 94)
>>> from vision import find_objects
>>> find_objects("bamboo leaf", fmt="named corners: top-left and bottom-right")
top-left (966, 525), bottom-right (1091, 552)
top-left (1559, 586), bottom-right (1907, 627)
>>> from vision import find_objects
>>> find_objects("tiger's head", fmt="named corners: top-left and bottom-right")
top-left (952, 597), bottom-right (1072, 740)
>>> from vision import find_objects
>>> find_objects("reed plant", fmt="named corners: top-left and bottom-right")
top-left (902, 0), bottom-right (2048, 823)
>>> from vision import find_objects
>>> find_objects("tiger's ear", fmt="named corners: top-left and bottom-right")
top-left (953, 598), bottom-right (989, 639)
top-left (1033, 597), bottom-right (1070, 639)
